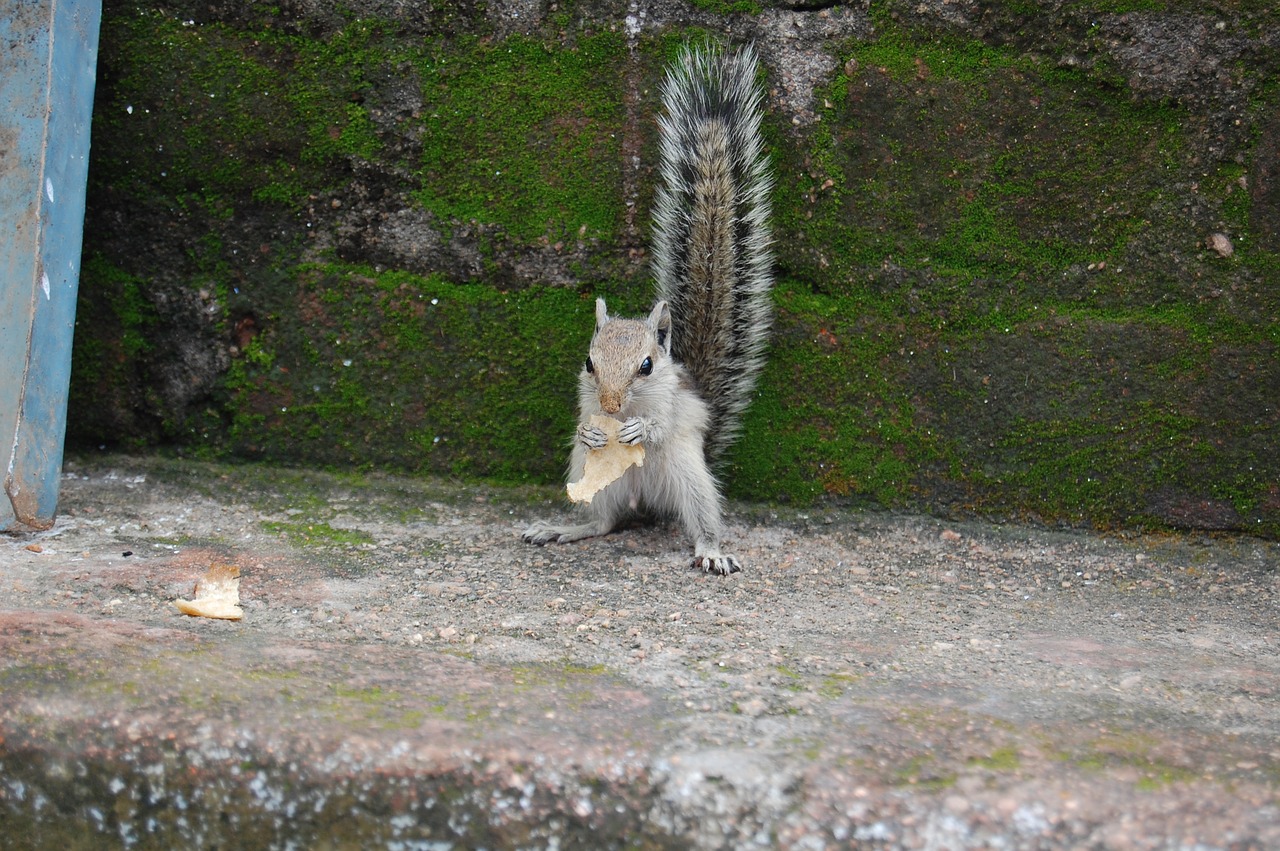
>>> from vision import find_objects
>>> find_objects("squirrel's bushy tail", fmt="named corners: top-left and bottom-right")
top-left (652, 43), bottom-right (774, 464)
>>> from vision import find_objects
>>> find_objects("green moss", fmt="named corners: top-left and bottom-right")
top-left (817, 673), bottom-right (860, 699)
top-left (1072, 730), bottom-right (1202, 789)
top-left (260, 519), bottom-right (374, 547)
top-left (332, 683), bottom-right (397, 703)
top-left (772, 664), bottom-right (807, 692)
top-left (737, 18), bottom-right (1279, 534)
top-left (319, 683), bottom-right (441, 730)
top-left (72, 255), bottom-right (157, 377)
top-left (214, 262), bottom-right (594, 480)
top-left (969, 746), bottom-right (1021, 772)
top-left (780, 30), bottom-right (1188, 302)
top-left (688, 0), bottom-right (762, 14)
top-left (725, 266), bottom-right (1276, 532)
top-left (93, 12), bottom-right (624, 245)
top-left (892, 755), bottom-right (957, 791)
top-left (511, 660), bottom-right (613, 684)
top-left (560, 662), bottom-right (610, 676)
top-left (284, 21), bottom-right (390, 167)
top-left (729, 280), bottom-right (939, 505)
top-left (94, 12), bottom-right (312, 212)
top-left (508, 661), bottom-right (620, 711)
top-left (993, 408), bottom-right (1199, 519)
top-left (411, 32), bottom-right (626, 244)
top-left (67, 256), bottom-right (161, 447)
top-left (853, 28), bottom-right (1020, 82)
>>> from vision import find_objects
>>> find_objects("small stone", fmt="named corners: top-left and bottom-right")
top-left (1208, 232), bottom-right (1234, 258)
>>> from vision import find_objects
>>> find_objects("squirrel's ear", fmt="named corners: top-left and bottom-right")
top-left (595, 297), bottom-right (610, 330)
top-left (649, 301), bottom-right (671, 353)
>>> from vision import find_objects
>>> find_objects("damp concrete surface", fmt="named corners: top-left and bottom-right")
top-left (1, 455), bottom-right (1277, 849)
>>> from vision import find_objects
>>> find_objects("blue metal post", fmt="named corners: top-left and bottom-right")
top-left (0, 1), bottom-right (102, 531)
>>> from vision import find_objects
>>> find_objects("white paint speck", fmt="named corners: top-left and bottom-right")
top-left (41, 271), bottom-right (50, 299)
top-left (45, 178), bottom-right (54, 203)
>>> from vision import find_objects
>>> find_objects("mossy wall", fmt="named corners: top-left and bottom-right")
top-left (72, 0), bottom-right (1280, 536)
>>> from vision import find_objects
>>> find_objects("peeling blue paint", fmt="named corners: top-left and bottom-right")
top-left (0, 0), bottom-right (101, 531)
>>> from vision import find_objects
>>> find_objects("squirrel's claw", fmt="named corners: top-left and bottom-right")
top-left (522, 523), bottom-right (561, 545)
top-left (577, 423), bottom-right (608, 449)
top-left (618, 417), bottom-right (648, 445)
top-left (694, 554), bottom-right (742, 575)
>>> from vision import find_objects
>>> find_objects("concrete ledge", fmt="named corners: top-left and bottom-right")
top-left (2, 457), bottom-right (1278, 848)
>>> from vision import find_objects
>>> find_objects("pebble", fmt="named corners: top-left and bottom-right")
top-left (1208, 232), bottom-right (1233, 257)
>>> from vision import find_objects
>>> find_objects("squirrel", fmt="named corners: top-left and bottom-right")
top-left (522, 43), bottom-right (773, 575)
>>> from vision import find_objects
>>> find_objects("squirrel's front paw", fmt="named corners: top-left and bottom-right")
top-left (693, 554), bottom-right (742, 576)
top-left (618, 417), bottom-right (649, 445)
top-left (577, 422), bottom-right (608, 449)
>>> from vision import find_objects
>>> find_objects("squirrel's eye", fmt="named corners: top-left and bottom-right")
top-left (585, 357), bottom-right (595, 374)
top-left (639, 357), bottom-right (653, 376)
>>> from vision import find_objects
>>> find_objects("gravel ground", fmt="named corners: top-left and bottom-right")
top-left (2, 454), bottom-right (1278, 849)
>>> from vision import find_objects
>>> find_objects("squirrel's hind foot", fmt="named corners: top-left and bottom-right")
top-left (693, 554), bottom-right (742, 575)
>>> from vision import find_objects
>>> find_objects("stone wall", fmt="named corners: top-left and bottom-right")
top-left (72, 0), bottom-right (1280, 534)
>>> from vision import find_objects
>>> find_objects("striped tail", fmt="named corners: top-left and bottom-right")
top-left (651, 42), bottom-right (774, 463)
